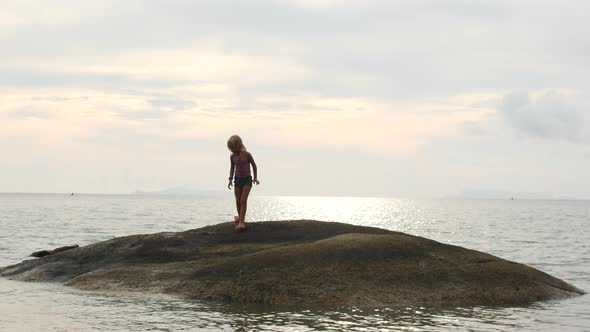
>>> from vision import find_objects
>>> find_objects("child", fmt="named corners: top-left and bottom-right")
top-left (227, 135), bottom-right (260, 231)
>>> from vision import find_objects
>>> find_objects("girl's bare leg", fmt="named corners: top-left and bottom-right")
top-left (235, 185), bottom-right (252, 231)
top-left (234, 186), bottom-right (242, 223)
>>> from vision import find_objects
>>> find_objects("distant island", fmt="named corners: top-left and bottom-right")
top-left (130, 187), bottom-right (228, 197)
top-left (449, 189), bottom-right (578, 200)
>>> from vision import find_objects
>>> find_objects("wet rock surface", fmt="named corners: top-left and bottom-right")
top-left (1, 220), bottom-right (584, 307)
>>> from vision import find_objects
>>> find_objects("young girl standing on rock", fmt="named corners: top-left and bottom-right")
top-left (227, 135), bottom-right (260, 231)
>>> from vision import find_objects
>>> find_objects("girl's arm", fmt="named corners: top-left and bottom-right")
top-left (228, 155), bottom-right (235, 189)
top-left (248, 152), bottom-right (260, 185)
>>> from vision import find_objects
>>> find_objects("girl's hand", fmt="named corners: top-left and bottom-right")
top-left (228, 180), bottom-right (233, 190)
top-left (253, 178), bottom-right (260, 185)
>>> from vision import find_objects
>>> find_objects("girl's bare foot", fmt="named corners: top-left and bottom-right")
top-left (234, 215), bottom-right (240, 223)
top-left (234, 222), bottom-right (247, 232)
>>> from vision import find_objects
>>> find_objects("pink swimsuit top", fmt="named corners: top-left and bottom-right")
top-left (232, 153), bottom-right (251, 178)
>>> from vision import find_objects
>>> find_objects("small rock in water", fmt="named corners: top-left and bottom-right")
top-left (30, 245), bottom-right (79, 258)
top-left (30, 250), bottom-right (51, 258)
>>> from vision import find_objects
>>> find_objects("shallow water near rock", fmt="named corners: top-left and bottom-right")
top-left (1, 193), bottom-right (588, 331)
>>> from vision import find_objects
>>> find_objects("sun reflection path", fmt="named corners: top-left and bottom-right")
top-left (251, 196), bottom-right (433, 236)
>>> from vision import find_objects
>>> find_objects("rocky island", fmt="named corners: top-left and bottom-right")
top-left (0, 220), bottom-right (584, 307)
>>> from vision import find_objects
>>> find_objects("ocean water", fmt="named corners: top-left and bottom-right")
top-left (0, 193), bottom-right (588, 331)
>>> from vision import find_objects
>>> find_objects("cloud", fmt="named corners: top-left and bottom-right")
top-left (3, 105), bottom-right (59, 119)
top-left (148, 99), bottom-right (196, 110)
top-left (0, 88), bottom-right (494, 167)
top-left (2, 0), bottom-right (589, 100)
top-left (498, 90), bottom-right (587, 142)
top-left (1, 1), bottom-right (589, 196)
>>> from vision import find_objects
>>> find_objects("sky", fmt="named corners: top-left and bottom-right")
top-left (1, 0), bottom-right (589, 198)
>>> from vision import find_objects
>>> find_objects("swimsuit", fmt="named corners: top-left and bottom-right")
top-left (234, 176), bottom-right (253, 188)
top-left (233, 153), bottom-right (252, 188)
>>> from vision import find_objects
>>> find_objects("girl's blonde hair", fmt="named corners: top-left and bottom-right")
top-left (227, 135), bottom-right (247, 152)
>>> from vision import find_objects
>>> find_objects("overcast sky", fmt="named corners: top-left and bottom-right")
top-left (1, 0), bottom-right (589, 198)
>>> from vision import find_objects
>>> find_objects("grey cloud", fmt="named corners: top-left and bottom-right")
top-left (113, 98), bottom-right (197, 120)
top-left (225, 99), bottom-right (340, 112)
top-left (1, 105), bottom-right (58, 119)
top-left (498, 91), bottom-right (586, 142)
top-left (0, 68), bottom-right (195, 91)
top-left (2, 1), bottom-right (589, 101)
top-left (30, 96), bottom-right (72, 102)
top-left (108, 98), bottom-right (198, 121)
top-left (149, 99), bottom-right (196, 110)
top-left (110, 107), bottom-right (178, 121)
top-left (462, 121), bottom-right (489, 136)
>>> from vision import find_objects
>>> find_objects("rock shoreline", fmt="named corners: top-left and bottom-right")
top-left (0, 220), bottom-right (584, 307)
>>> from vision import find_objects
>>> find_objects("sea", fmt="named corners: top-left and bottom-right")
top-left (0, 193), bottom-right (588, 331)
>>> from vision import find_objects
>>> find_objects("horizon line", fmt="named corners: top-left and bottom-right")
top-left (0, 191), bottom-right (587, 201)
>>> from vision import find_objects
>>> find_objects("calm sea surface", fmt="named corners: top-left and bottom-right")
top-left (0, 194), bottom-right (588, 331)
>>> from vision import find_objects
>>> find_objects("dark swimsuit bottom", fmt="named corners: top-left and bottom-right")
top-left (234, 176), bottom-right (253, 188)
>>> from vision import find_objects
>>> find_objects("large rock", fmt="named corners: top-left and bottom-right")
top-left (0, 220), bottom-right (584, 307)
